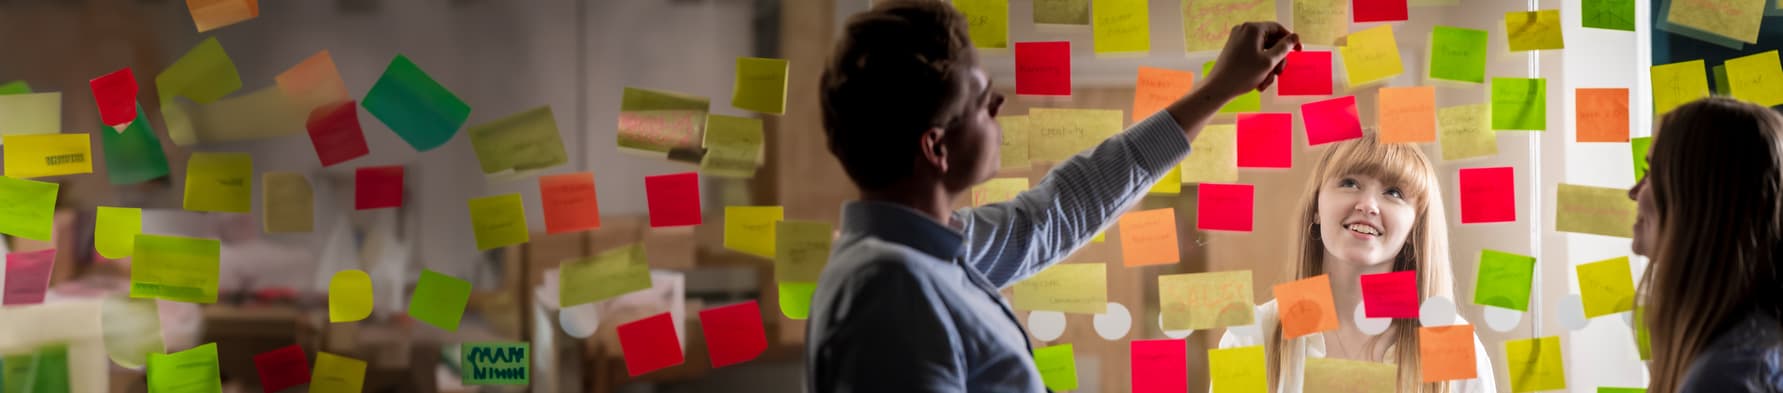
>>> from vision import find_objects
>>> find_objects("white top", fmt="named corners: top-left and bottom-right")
top-left (1217, 300), bottom-right (1499, 393)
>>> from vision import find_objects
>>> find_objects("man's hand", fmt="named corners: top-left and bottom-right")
top-left (1204, 22), bottom-right (1300, 101)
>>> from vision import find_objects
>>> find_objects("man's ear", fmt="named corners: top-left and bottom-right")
top-left (919, 126), bottom-right (948, 172)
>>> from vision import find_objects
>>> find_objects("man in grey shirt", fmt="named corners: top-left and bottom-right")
top-left (807, 1), bottom-right (1299, 391)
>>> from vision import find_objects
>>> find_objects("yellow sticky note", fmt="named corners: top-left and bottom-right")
top-left (1304, 358), bottom-right (1396, 393)
top-left (468, 193), bottom-right (530, 251)
top-left (1555, 183), bottom-right (1636, 238)
top-left (1034, 0), bottom-right (1089, 25)
top-left (1209, 345), bottom-right (1267, 393)
top-left (147, 343), bottom-right (221, 393)
top-left (0, 92), bottom-right (61, 136)
top-left (96, 206), bottom-right (142, 259)
top-left (1339, 25), bottom-right (1404, 87)
top-left (1725, 50), bottom-right (1783, 107)
top-left (732, 57), bottom-right (788, 115)
top-left (1438, 104), bottom-right (1496, 161)
top-left (1148, 166), bottom-right (1183, 195)
top-left (1505, 10), bottom-right (1565, 51)
top-left (779, 281), bottom-right (817, 320)
top-left (972, 178), bottom-right (1029, 206)
top-left (700, 114), bottom-right (765, 179)
top-left (997, 115), bottom-right (1031, 169)
top-left (775, 220), bottom-right (832, 283)
top-left (328, 269), bottom-right (374, 323)
top-left (311, 352), bottom-right (368, 393)
top-left (1294, 0), bottom-right (1349, 47)
top-left (1012, 263), bottom-right (1107, 314)
top-left (0, 175), bottom-right (58, 241)
top-left (1092, 230), bottom-right (1107, 243)
top-left (724, 206), bottom-right (783, 258)
top-left (263, 172), bottom-right (314, 233)
top-left (182, 152), bottom-right (253, 213)
top-left (956, 0), bottom-right (1009, 48)
top-left (467, 106), bottom-right (569, 178)
top-left (559, 244), bottom-right (652, 307)
top-left (157, 37), bottom-right (242, 104)
top-left (1028, 108), bottom-right (1123, 163)
top-left (1181, 124), bottom-right (1238, 183)
top-left (130, 234), bottom-right (221, 303)
top-left (1159, 270), bottom-right (1255, 330)
top-left (163, 86), bottom-right (309, 146)
top-left (276, 50), bottom-right (350, 111)
top-left (1093, 0), bottom-right (1150, 54)
top-left (3, 133), bottom-right (92, 178)
top-left (1577, 256), bottom-right (1636, 318)
top-left (1506, 336), bottom-right (1567, 392)
top-left (1666, 0), bottom-right (1766, 44)
top-left (1652, 60), bottom-right (1711, 116)
top-left (1182, 0), bottom-right (1276, 52)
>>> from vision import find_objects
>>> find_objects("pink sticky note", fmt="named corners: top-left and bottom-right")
top-left (1015, 41), bottom-right (1071, 96)
top-left (1131, 339), bottom-right (1187, 393)
top-left (90, 68), bottom-right (139, 126)
top-left (253, 344), bottom-right (311, 393)
top-left (1354, 0), bottom-right (1409, 22)
top-left (1459, 166), bottom-right (1516, 223)
top-left (645, 172), bottom-right (702, 227)
top-left (1237, 113), bottom-right (1293, 168)
top-left (355, 166), bottom-right (404, 210)
top-left (1302, 96), bottom-right (1363, 145)
top-left (306, 101), bottom-right (370, 167)
top-left (617, 312), bottom-right (685, 377)
top-left (3, 249), bottom-right (56, 305)
top-left (1361, 270), bottom-right (1420, 318)
top-left (1278, 51), bottom-right (1333, 96)
top-left (699, 300), bottom-right (767, 368)
top-left (1196, 183), bottom-right (1254, 232)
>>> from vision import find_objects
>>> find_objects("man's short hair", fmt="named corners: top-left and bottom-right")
top-left (820, 1), bottom-right (979, 191)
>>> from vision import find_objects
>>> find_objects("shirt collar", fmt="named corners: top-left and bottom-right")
top-left (840, 200), bottom-right (966, 261)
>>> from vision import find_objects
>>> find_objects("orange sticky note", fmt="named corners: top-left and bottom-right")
top-left (1133, 67), bottom-right (1194, 122)
top-left (186, 0), bottom-right (259, 32)
top-left (1378, 86), bottom-right (1436, 143)
top-left (1575, 88), bottom-right (1630, 142)
top-left (1418, 324), bottom-right (1479, 382)
top-left (539, 172), bottom-right (601, 234)
top-left (276, 51), bottom-right (349, 111)
top-left (1118, 208), bottom-right (1179, 267)
top-left (1273, 274), bottom-right (1338, 339)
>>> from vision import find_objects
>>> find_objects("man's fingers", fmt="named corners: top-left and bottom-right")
top-left (1266, 33), bottom-right (1299, 61)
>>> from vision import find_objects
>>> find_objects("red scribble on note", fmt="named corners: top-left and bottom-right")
top-left (1015, 41), bottom-right (1072, 96)
top-left (253, 344), bottom-right (311, 393)
top-left (699, 300), bottom-right (767, 368)
top-left (354, 166), bottom-right (405, 210)
top-left (645, 172), bottom-right (702, 227)
top-left (1237, 113), bottom-right (1293, 168)
top-left (1360, 270), bottom-right (1419, 318)
top-left (1303, 96), bottom-right (1364, 145)
top-left (617, 312), bottom-right (685, 377)
top-left (1354, 0), bottom-right (1409, 22)
top-left (1278, 51), bottom-right (1334, 96)
top-left (1459, 166), bottom-right (1517, 223)
top-left (90, 68), bottom-right (139, 126)
top-left (306, 101), bottom-right (371, 167)
top-left (1130, 339), bottom-right (1187, 393)
top-left (1196, 183), bottom-right (1254, 232)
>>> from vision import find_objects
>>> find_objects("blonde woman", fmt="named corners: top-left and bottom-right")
top-left (1219, 134), bottom-right (1496, 392)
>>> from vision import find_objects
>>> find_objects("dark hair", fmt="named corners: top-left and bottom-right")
top-left (820, 0), bottom-right (978, 191)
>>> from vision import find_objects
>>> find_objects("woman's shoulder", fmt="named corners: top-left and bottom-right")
top-left (1679, 313), bottom-right (1783, 393)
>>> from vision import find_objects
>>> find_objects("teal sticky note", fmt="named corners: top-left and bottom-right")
top-left (1474, 249), bottom-right (1537, 311)
top-left (0, 81), bottom-right (31, 95)
top-left (1491, 77), bottom-right (1547, 130)
top-left (1204, 61), bottom-right (1260, 113)
top-left (461, 342), bottom-right (530, 385)
top-left (363, 55), bottom-right (470, 152)
top-left (409, 269), bottom-right (473, 331)
top-left (1632, 136), bottom-right (1653, 181)
top-left (3, 345), bottom-right (71, 393)
top-left (1582, 0), bottom-right (1635, 31)
top-left (1429, 26), bottom-right (1489, 83)
top-left (147, 343), bottom-right (221, 393)
top-left (103, 103), bottom-right (172, 185)
top-left (0, 175), bottom-right (57, 242)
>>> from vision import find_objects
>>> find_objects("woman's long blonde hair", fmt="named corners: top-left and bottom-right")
top-left (1266, 133), bottom-right (1457, 392)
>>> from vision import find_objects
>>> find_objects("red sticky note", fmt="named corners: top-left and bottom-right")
top-left (252, 344), bottom-right (311, 393)
top-left (617, 312), bottom-right (685, 377)
top-left (1354, 0), bottom-right (1409, 22)
top-left (645, 172), bottom-right (702, 227)
top-left (699, 300), bottom-right (767, 368)
top-left (3, 249), bottom-right (56, 306)
top-left (1196, 183), bottom-right (1254, 232)
top-left (1459, 166), bottom-right (1516, 223)
top-left (539, 172), bottom-right (602, 234)
top-left (1302, 96), bottom-right (1363, 145)
top-left (1015, 41), bottom-right (1071, 96)
top-left (1130, 339), bottom-right (1187, 393)
top-left (1360, 270), bottom-right (1419, 318)
top-left (354, 166), bottom-right (404, 210)
top-left (1237, 113), bottom-right (1292, 168)
top-left (306, 101), bottom-right (370, 167)
top-left (1278, 51), bottom-right (1333, 96)
top-left (90, 68), bottom-right (139, 126)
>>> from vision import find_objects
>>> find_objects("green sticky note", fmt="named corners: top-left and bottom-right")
top-left (156, 37), bottom-right (242, 104)
top-left (1505, 336), bottom-right (1567, 392)
top-left (468, 193), bottom-right (529, 251)
top-left (103, 104), bottom-right (172, 185)
top-left (956, 0), bottom-right (1009, 48)
top-left (1599, 388), bottom-right (1646, 393)
top-left (1632, 136), bottom-right (1653, 181)
top-left (0, 176), bottom-right (57, 242)
top-left (1034, 344), bottom-right (1078, 391)
top-left (468, 106), bottom-right (567, 177)
top-left (96, 207), bottom-right (143, 259)
top-left (1475, 249), bottom-right (1536, 311)
top-left (1491, 77), bottom-right (1547, 130)
top-left (130, 234), bottom-right (221, 303)
top-left (1092, 0), bottom-right (1150, 54)
top-left (1429, 26), bottom-right (1489, 83)
top-left (0, 92), bottom-right (62, 136)
top-left (732, 57), bottom-right (789, 115)
top-left (3, 344), bottom-right (71, 393)
top-left (1714, 64), bottom-right (1732, 96)
top-left (182, 152), bottom-right (252, 213)
top-left (1583, 0), bottom-right (1636, 31)
top-left (779, 281), bottom-right (817, 320)
top-left (461, 342), bottom-right (530, 385)
top-left (363, 54), bottom-right (470, 152)
top-left (147, 343), bottom-right (221, 393)
top-left (0, 81), bottom-right (30, 95)
top-left (1205, 62), bottom-right (1260, 113)
top-left (558, 244), bottom-right (652, 307)
top-left (1577, 256), bottom-right (1637, 318)
top-left (409, 269), bottom-right (473, 331)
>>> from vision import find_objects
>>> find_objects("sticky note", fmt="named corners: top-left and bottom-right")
top-left (1182, 124), bottom-right (1239, 182)
top-left (363, 55), bottom-right (470, 152)
top-left (1208, 345), bottom-right (1266, 393)
top-left (1339, 25), bottom-right (1403, 87)
top-left (263, 172), bottom-right (313, 233)
top-left (956, 0), bottom-right (1009, 48)
top-left (645, 172), bottom-right (702, 227)
top-left (623, 86), bottom-right (711, 112)
top-left (182, 152), bottom-right (252, 213)
top-left (540, 172), bottom-right (601, 234)
top-left (1505, 10), bottom-right (1564, 51)
top-left (1028, 108), bottom-right (1122, 162)
top-left (1632, 136), bottom-right (1653, 181)
top-left (311, 352), bottom-right (366, 393)
top-left (3, 249), bottom-right (55, 305)
top-left (1119, 208), bottom-right (1180, 266)
top-left (775, 220), bottom-right (832, 283)
top-left (1506, 336), bottom-right (1567, 392)
top-left (0, 92), bottom-right (62, 136)
top-left (723, 206), bottom-right (782, 258)
top-left (1015, 42), bottom-right (1071, 96)
top-left (1556, 183), bottom-right (1637, 238)
top-left (156, 37), bottom-right (241, 105)
top-left (1600, 388), bottom-right (1645, 393)
top-left (699, 301), bottom-right (767, 368)
top-left (1197, 183), bottom-right (1254, 231)
top-left (1651, 60), bottom-right (1710, 116)
top-left (1725, 50), bottom-right (1783, 107)
top-left (96, 207), bottom-right (141, 259)
top-left (0, 80), bottom-right (29, 95)
top-left (1134, 67), bottom-right (1195, 122)
top-left (1149, 167), bottom-right (1182, 195)
top-left (1665, 0), bottom-right (1766, 44)
top-left (1418, 324), bottom-right (1479, 382)
top-left (276, 51), bottom-right (350, 111)
top-left (1237, 114), bottom-right (1291, 168)
top-left (3, 133), bottom-right (93, 178)
top-left (1577, 256), bottom-right (1636, 318)
top-left (1131, 339), bottom-right (1187, 393)
top-left (254, 344), bottom-right (311, 392)
top-left (1304, 357), bottom-right (1395, 393)
top-left (354, 165), bottom-right (404, 210)
top-left (1575, 88), bottom-right (1630, 142)
top-left (102, 105), bottom-right (172, 185)
top-left (1475, 249), bottom-right (1536, 311)
top-left (409, 269), bottom-right (472, 331)
top-left (1205, 62), bottom-right (1262, 113)
top-left (618, 312), bottom-right (685, 376)
top-left (1491, 78), bottom-right (1547, 131)
top-left (1379, 86), bottom-right (1436, 143)
top-left (328, 269), bottom-right (373, 323)
top-left (1439, 104), bottom-right (1496, 160)
top-left (1353, 0), bottom-right (1408, 22)
top-left (1459, 166), bottom-right (1516, 223)
top-left (1294, 0), bottom-right (1349, 47)
top-left (147, 343), bottom-right (220, 393)
top-left (468, 106), bottom-right (568, 177)
top-left (1360, 270), bottom-right (1418, 318)
top-left (1181, 0), bottom-right (1276, 52)
top-left (4, 344), bottom-right (70, 393)
top-left (1034, 344), bottom-right (1079, 391)
top-left (1428, 26), bottom-right (1489, 84)
top-left (186, 0), bottom-right (258, 32)
top-left (0, 176), bottom-right (56, 241)
top-left (1303, 96), bottom-right (1363, 145)
top-left (1093, 0), bottom-right (1150, 54)
top-left (1716, 64), bottom-right (1733, 95)
top-left (1634, 306), bottom-right (1652, 360)
top-left (779, 281), bottom-right (817, 319)
top-left (1583, 0), bottom-right (1636, 31)
top-left (618, 111), bottom-right (707, 157)
top-left (1278, 51), bottom-right (1333, 96)
top-left (102, 296), bottom-right (165, 369)
top-left (997, 116), bottom-right (1031, 168)
top-left (90, 68), bottom-right (138, 126)
top-left (731, 57), bottom-right (790, 114)
top-left (130, 234), bottom-right (219, 303)
top-left (468, 193), bottom-right (529, 251)
top-left (1013, 263), bottom-right (1108, 313)
top-left (559, 244), bottom-right (652, 307)
top-left (461, 342), bottom-right (529, 385)
top-left (700, 114), bottom-right (766, 178)
top-left (1158, 270), bottom-right (1255, 330)
top-left (1034, 0), bottom-right (1089, 25)
top-left (1274, 274), bottom-right (1339, 338)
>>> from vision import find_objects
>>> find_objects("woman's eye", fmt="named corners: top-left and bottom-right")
top-left (1385, 188), bottom-right (1404, 199)
top-left (1338, 179), bottom-right (1359, 188)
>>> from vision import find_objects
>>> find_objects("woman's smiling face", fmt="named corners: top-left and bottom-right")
top-left (1317, 173), bottom-right (1418, 268)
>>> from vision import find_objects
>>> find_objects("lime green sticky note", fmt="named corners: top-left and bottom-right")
top-left (130, 234), bottom-right (221, 303)
top-left (329, 270), bottom-right (374, 323)
top-left (96, 206), bottom-right (142, 259)
top-left (1577, 256), bottom-right (1636, 318)
top-left (1429, 26), bottom-right (1489, 84)
top-left (4, 344), bottom-right (71, 393)
top-left (1632, 136), bottom-right (1653, 181)
top-left (311, 352), bottom-right (367, 393)
top-left (182, 152), bottom-right (252, 213)
top-left (1715, 64), bottom-right (1732, 95)
top-left (468, 193), bottom-right (529, 251)
top-left (559, 244), bottom-right (652, 307)
top-left (1634, 306), bottom-right (1652, 360)
top-left (156, 37), bottom-right (242, 104)
top-left (779, 281), bottom-right (817, 320)
top-left (1599, 388), bottom-right (1645, 393)
top-left (0, 176), bottom-right (57, 241)
top-left (1033, 344), bottom-right (1079, 391)
top-left (468, 106), bottom-right (568, 177)
top-left (409, 269), bottom-right (473, 331)
top-left (1725, 50), bottom-right (1783, 107)
top-left (1505, 336), bottom-right (1567, 392)
top-left (1491, 78), bottom-right (1547, 130)
top-left (147, 343), bottom-right (221, 393)
top-left (0, 81), bottom-right (30, 95)
top-left (1209, 345), bottom-right (1267, 393)
top-left (1583, 0), bottom-right (1635, 31)
top-left (1092, 0), bottom-right (1150, 54)
top-left (1148, 166), bottom-right (1183, 195)
top-left (1205, 62), bottom-right (1260, 113)
top-left (724, 206), bottom-right (783, 258)
top-left (0, 92), bottom-right (62, 136)
top-left (732, 57), bottom-right (789, 115)
top-left (1475, 249), bottom-right (1536, 311)
top-left (958, 0), bottom-right (1009, 48)
top-left (363, 54), bottom-right (470, 152)
top-left (461, 342), bottom-right (530, 385)
top-left (1652, 60), bottom-right (1711, 116)
top-left (103, 104), bottom-right (172, 185)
